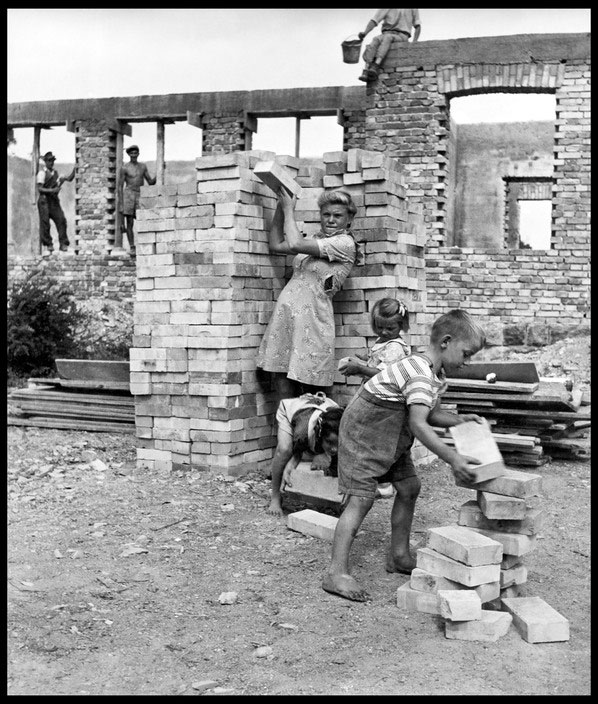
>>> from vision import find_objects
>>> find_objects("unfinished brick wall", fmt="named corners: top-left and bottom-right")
top-left (130, 149), bottom-right (428, 475)
top-left (364, 41), bottom-right (590, 335)
top-left (7, 255), bottom-right (136, 302)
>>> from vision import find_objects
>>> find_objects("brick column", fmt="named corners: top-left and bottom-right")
top-left (363, 52), bottom-right (449, 246)
top-left (201, 111), bottom-right (253, 154)
top-left (553, 60), bottom-right (591, 252)
top-left (74, 119), bottom-right (118, 254)
top-left (338, 108), bottom-right (367, 151)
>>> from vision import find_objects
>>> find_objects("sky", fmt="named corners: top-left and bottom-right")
top-left (7, 8), bottom-right (591, 161)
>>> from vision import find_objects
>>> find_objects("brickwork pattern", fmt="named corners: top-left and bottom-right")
top-left (74, 119), bottom-right (118, 254)
top-left (424, 246), bottom-right (590, 344)
top-left (340, 108), bottom-right (367, 151)
top-left (201, 112), bottom-right (251, 154)
top-left (7, 254), bottom-right (136, 302)
top-left (552, 61), bottom-right (591, 250)
top-left (130, 149), bottom-right (430, 475)
top-left (366, 52), bottom-right (590, 333)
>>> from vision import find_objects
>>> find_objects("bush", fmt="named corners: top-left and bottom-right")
top-left (73, 298), bottom-right (133, 361)
top-left (7, 272), bottom-right (86, 379)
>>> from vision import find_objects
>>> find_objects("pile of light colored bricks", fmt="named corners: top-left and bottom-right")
top-left (130, 148), bottom-right (430, 476)
top-left (397, 468), bottom-right (570, 643)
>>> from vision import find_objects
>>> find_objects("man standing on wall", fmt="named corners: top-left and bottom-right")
top-left (36, 151), bottom-right (75, 256)
top-left (358, 8), bottom-right (421, 83)
top-left (118, 145), bottom-right (156, 258)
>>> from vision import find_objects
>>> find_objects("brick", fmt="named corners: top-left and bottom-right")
top-left (253, 160), bottom-right (303, 198)
top-left (468, 528), bottom-right (537, 557)
top-left (410, 568), bottom-right (500, 603)
top-left (478, 491), bottom-right (527, 520)
top-left (458, 500), bottom-right (545, 536)
top-left (501, 554), bottom-right (523, 569)
top-left (287, 509), bottom-right (338, 541)
top-left (438, 589), bottom-right (482, 621)
top-left (455, 468), bottom-right (542, 498)
top-left (501, 597), bottom-right (569, 643)
top-left (445, 610), bottom-right (512, 642)
top-left (448, 419), bottom-right (506, 483)
top-left (416, 547), bottom-right (501, 587)
top-left (396, 582), bottom-right (440, 615)
top-left (283, 461), bottom-right (341, 504)
top-left (427, 525), bottom-right (503, 566)
top-left (500, 564), bottom-right (528, 589)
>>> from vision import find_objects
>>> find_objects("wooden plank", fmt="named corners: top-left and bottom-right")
top-left (55, 359), bottom-right (130, 382)
top-left (448, 362), bottom-right (539, 384)
top-left (446, 379), bottom-right (539, 394)
top-left (253, 160), bottom-right (303, 198)
top-left (454, 406), bottom-right (590, 422)
top-left (28, 378), bottom-right (132, 392)
top-left (444, 379), bottom-right (578, 410)
top-left (8, 416), bottom-right (135, 434)
top-left (12, 407), bottom-right (134, 421)
top-left (10, 389), bottom-right (134, 406)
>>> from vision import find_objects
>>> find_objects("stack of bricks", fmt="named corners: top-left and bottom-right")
top-left (322, 148), bottom-right (427, 405)
top-left (454, 469), bottom-right (544, 608)
top-left (396, 469), bottom-right (570, 643)
top-left (131, 149), bottom-right (280, 477)
top-left (397, 525), bottom-right (512, 642)
top-left (322, 148), bottom-right (431, 465)
top-left (130, 148), bottom-right (430, 476)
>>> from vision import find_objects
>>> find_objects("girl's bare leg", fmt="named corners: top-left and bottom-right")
top-left (267, 432), bottom-right (293, 516)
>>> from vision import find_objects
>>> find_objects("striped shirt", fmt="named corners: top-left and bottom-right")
top-left (363, 353), bottom-right (447, 407)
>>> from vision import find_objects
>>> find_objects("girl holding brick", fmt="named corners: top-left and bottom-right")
top-left (257, 188), bottom-right (360, 399)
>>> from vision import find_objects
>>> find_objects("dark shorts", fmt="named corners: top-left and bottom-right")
top-left (338, 388), bottom-right (416, 499)
top-left (121, 188), bottom-right (140, 217)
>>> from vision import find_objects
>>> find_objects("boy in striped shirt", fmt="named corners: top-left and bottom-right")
top-left (322, 309), bottom-right (486, 602)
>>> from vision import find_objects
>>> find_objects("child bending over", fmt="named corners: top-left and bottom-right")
top-left (322, 309), bottom-right (486, 602)
top-left (267, 392), bottom-right (344, 517)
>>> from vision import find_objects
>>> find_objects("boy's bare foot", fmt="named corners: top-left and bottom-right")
top-left (322, 573), bottom-right (370, 602)
top-left (267, 499), bottom-right (284, 517)
top-left (385, 553), bottom-right (416, 575)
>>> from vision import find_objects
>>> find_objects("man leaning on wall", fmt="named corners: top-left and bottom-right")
top-left (36, 151), bottom-right (76, 256)
top-left (358, 8), bottom-right (421, 83)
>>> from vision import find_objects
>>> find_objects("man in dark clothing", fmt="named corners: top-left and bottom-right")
top-left (36, 151), bottom-right (75, 255)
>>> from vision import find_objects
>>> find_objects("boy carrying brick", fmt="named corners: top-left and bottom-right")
top-left (322, 309), bottom-right (486, 602)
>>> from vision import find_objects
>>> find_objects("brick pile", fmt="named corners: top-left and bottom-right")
top-left (455, 469), bottom-right (544, 605)
top-left (396, 470), bottom-right (570, 642)
top-left (130, 148), bottom-right (430, 475)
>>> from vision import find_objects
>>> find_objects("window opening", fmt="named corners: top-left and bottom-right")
top-left (447, 92), bottom-right (556, 248)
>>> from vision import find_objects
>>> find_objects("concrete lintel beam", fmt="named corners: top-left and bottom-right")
top-left (108, 120), bottom-right (132, 137)
top-left (186, 111), bottom-right (204, 129)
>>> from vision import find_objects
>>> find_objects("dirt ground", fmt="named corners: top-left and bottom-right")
top-left (7, 335), bottom-right (591, 695)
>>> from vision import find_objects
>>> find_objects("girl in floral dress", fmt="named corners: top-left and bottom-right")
top-left (257, 188), bottom-right (360, 398)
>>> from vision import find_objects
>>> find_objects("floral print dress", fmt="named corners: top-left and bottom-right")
top-left (257, 230), bottom-right (357, 387)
